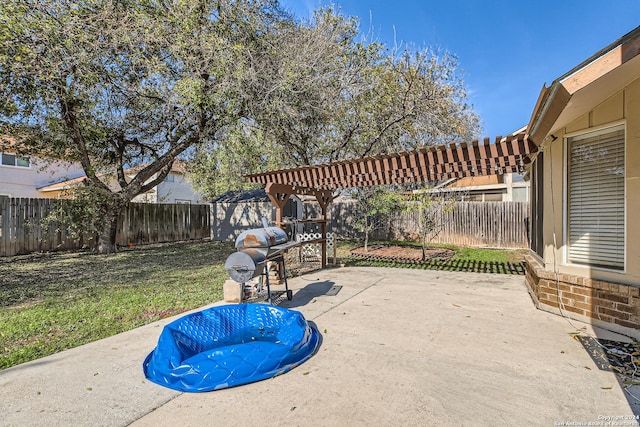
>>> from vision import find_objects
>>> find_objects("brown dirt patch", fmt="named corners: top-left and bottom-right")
top-left (350, 245), bottom-right (455, 262)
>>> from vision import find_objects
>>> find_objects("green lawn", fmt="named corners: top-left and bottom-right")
top-left (0, 240), bottom-right (235, 370)
top-left (0, 238), bottom-right (527, 370)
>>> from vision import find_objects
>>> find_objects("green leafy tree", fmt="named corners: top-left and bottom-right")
top-left (0, 0), bottom-right (289, 253)
top-left (404, 187), bottom-right (457, 261)
top-left (353, 186), bottom-right (404, 252)
top-left (187, 124), bottom-right (270, 198)
top-left (38, 186), bottom-right (113, 249)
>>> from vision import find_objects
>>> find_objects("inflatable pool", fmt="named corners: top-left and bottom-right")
top-left (143, 304), bottom-right (320, 392)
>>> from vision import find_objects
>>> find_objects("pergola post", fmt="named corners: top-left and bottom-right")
top-left (265, 183), bottom-right (333, 268)
top-left (265, 183), bottom-right (293, 229)
top-left (314, 189), bottom-right (333, 268)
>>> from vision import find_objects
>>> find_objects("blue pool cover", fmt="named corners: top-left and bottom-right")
top-left (143, 304), bottom-right (320, 392)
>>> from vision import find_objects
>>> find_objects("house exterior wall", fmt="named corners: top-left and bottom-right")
top-left (129, 171), bottom-right (204, 204)
top-left (525, 254), bottom-right (640, 340)
top-left (0, 157), bottom-right (84, 198)
top-left (538, 80), bottom-right (640, 285)
top-left (156, 172), bottom-right (204, 204)
top-left (131, 190), bottom-right (158, 203)
top-left (2, 153), bottom-right (203, 204)
top-left (442, 173), bottom-right (530, 202)
top-left (525, 77), bottom-right (640, 337)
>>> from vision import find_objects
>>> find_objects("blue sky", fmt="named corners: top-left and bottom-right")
top-left (278, 0), bottom-right (640, 139)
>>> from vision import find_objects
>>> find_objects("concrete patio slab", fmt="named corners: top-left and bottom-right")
top-left (1, 267), bottom-right (638, 426)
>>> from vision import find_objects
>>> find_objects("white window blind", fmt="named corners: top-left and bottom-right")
top-left (567, 125), bottom-right (625, 270)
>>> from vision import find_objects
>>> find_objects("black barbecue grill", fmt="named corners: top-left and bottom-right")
top-left (224, 219), bottom-right (296, 303)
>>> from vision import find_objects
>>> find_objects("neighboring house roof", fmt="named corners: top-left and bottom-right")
top-left (527, 25), bottom-right (640, 146)
top-left (414, 173), bottom-right (528, 200)
top-left (124, 159), bottom-right (188, 175)
top-left (36, 161), bottom-right (187, 192)
top-left (0, 136), bottom-right (24, 152)
top-left (444, 175), bottom-right (502, 189)
top-left (37, 175), bottom-right (87, 192)
top-left (2, 137), bottom-right (191, 176)
top-left (169, 159), bottom-right (187, 174)
top-left (0, 135), bottom-right (77, 160)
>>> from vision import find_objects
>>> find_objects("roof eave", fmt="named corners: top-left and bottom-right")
top-left (527, 25), bottom-right (640, 146)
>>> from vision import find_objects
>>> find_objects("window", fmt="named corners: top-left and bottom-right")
top-left (512, 187), bottom-right (529, 202)
top-left (567, 125), bottom-right (625, 270)
top-left (164, 174), bottom-right (175, 183)
top-left (1, 152), bottom-right (30, 168)
top-left (483, 192), bottom-right (504, 202)
top-left (465, 193), bottom-right (483, 202)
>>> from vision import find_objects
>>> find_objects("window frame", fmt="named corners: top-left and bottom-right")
top-left (0, 152), bottom-right (31, 168)
top-left (563, 121), bottom-right (626, 272)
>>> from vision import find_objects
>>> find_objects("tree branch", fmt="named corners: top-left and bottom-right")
top-left (57, 84), bottom-right (110, 193)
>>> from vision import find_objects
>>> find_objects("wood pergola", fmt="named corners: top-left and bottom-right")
top-left (244, 132), bottom-right (536, 267)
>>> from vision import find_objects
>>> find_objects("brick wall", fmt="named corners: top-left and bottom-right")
top-left (524, 254), bottom-right (640, 332)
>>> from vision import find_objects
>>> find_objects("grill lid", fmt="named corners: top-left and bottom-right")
top-left (235, 227), bottom-right (288, 250)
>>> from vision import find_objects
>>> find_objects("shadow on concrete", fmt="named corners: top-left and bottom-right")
top-left (581, 333), bottom-right (640, 416)
top-left (0, 357), bottom-right (56, 374)
top-left (276, 281), bottom-right (337, 309)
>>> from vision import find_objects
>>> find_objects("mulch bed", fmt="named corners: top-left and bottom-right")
top-left (350, 244), bottom-right (455, 263)
top-left (346, 244), bottom-right (525, 275)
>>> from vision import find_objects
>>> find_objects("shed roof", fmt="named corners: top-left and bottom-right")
top-left (212, 189), bottom-right (272, 203)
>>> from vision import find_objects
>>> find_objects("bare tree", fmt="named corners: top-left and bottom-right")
top-left (188, 7), bottom-right (480, 199)
top-left (262, 8), bottom-right (481, 164)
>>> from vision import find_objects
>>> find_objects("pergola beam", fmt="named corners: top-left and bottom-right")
top-left (246, 133), bottom-right (535, 191)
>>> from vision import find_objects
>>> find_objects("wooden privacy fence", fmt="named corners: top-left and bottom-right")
top-left (117, 202), bottom-right (210, 246)
top-left (0, 197), bottom-right (210, 256)
top-left (383, 201), bottom-right (530, 248)
top-left (305, 201), bottom-right (529, 249)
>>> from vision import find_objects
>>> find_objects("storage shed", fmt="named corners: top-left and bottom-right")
top-left (211, 189), bottom-right (301, 242)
